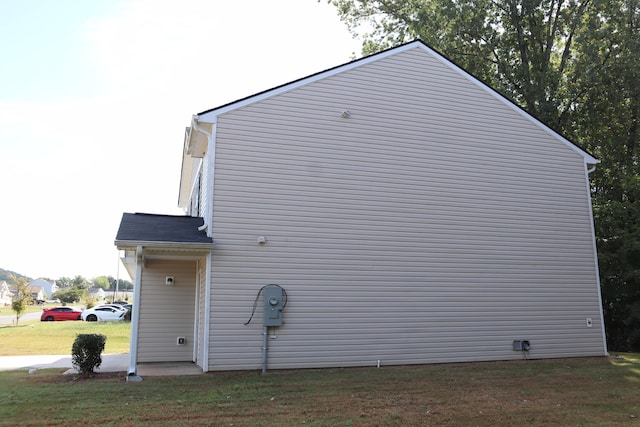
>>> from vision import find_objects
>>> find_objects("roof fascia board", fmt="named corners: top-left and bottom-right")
top-left (410, 43), bottom-right (599, 165)
top-left (115, 240), bottom-right (214, 251)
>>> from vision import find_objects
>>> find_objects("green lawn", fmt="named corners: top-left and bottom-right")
top-left (0, 320), bottom-right (130, 355)
top-left (1, 317), bottom-right (638, 425)
top-left (0, 354), bottom-right (638, 426)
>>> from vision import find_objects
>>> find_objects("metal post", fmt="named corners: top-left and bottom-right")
top-left (115, 253), bottom-right (120, 299)
top-left (261, 326), bottom-right (268, 374)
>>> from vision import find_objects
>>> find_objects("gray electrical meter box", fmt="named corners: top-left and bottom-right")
top-left (263, 284), bottom-right (284, 327)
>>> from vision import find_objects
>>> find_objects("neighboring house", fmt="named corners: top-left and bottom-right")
top-left (88, 287), bottom-right (106, 301)
top-left (0, 281), bottom-right (11, 306)
top-left (116, 40), bottom-right (607, 376)
top-left (28, 279), bottom-right (58, 300)
top-left (26, 286), bottom-right (45, 303)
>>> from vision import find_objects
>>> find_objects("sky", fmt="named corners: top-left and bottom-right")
top-left (0, 0), bottom-right (362, 281)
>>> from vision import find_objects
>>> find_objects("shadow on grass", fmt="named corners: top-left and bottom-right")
top-left (610, 353), bottom-right (640, 381)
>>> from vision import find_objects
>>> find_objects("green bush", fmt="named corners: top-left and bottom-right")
top-left (71, 334), bottom-right (106, 374)
top-left (85, 297), bottom-right (97, 309)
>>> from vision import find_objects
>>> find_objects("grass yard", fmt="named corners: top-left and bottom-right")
top-left (0, 354), bottom-right (638, 426)
top-left (1, 318), bottom-right (638, 425)
top-left (0, 303), bottom-right (59, 317)
top-left (0, 320), bottom-right (131, 356)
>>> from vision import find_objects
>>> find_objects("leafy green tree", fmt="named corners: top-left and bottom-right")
top-left (330, 0), bottom-right (640, 350)
top-left (567, 0), bottom-right (640, 351)
top-left (121, 280), bottom-right (133, 291)
top-left (9, 275), bottom-right (30, 325)
top-left (54, 287), bottom-right (84, 304)
top-left (92, 276), bottom-right (111, 291)
top-left (108, 276), bottom-right (134, 291)
top-left (331, 0), bottom-right (604, 127)
top-left (72, 275), bottom-right (90, 290)
top-left (56, 277), bottom-right (73, 288)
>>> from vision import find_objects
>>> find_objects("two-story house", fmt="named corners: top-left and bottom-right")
top-left (116, 40), bottom-right (606, 376)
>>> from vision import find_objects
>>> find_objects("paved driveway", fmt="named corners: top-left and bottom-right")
top-left (0, 353), bottom-right (129, 372)
top-left (0, 311), bottom-right (41, 324)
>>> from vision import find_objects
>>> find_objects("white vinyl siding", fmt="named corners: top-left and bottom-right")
top-left (205, 47), bottom-right (604, 370)
top-left (137, 259), bottom-right (197, 363)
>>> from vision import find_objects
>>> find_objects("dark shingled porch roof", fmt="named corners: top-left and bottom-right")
top-left (115, 213), bottom-right (213, 244)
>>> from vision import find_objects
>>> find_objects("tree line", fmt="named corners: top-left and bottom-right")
top-left (330, 0), bottom-right (640, 351)
top-left (52, 275), bottom-right (133, 305)
top-left (53, 275), bottom-right (133, 291)
top-left (1, 269), bottom-right (133, 293)
top-left (3, 271), bottom-right (133, 308)
top-left (6, 273), bottom-right (134, 324)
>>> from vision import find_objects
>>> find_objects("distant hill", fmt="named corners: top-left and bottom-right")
top-left (0, 268), bottom-right (33, 284)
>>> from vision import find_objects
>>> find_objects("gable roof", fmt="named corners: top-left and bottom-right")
top-left (28, 278), bottom-right (54, 288)
top-left (115, 213), bottom-right (213, 247)
top-left (27, 285), bottom-right (44, 294)
top-left (193, 39), bottom-right (597, 166)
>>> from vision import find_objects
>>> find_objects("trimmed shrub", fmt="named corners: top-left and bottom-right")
top-left (72, 334), bottom-right (106, 374)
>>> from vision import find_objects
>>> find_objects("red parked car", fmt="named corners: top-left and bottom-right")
top-left (40, 306), bottom-right (83, 321)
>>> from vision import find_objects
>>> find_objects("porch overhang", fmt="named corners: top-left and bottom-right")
top-left (115, 241), bottom-right (213, 279)
top-left (114, 213), bottom-right (214, 279)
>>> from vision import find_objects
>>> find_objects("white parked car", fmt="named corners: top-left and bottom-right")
top-left (82, 306), bottom-right (126, 322)
top-left (97, 304), bottom-right (127, 311)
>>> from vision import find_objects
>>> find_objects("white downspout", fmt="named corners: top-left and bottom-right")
top-left (192, 116), bottom-right (216, 237)
top-left (127, 246), bottom-right (144, 379)
top-left (201, 120), bottom-right (216, 371)
top-left (192, 260), bottom-right (200, 364)
top-left (186, 115), bottom-right (218, 371)
top-left (202, 252), bottom-right (212, 372)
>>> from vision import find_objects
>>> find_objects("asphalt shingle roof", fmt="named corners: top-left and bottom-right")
top-left (115, 213), bottom-right (213, 245)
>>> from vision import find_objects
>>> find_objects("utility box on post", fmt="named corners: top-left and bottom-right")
top-left (263, 284), bottom-right (285, 327)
